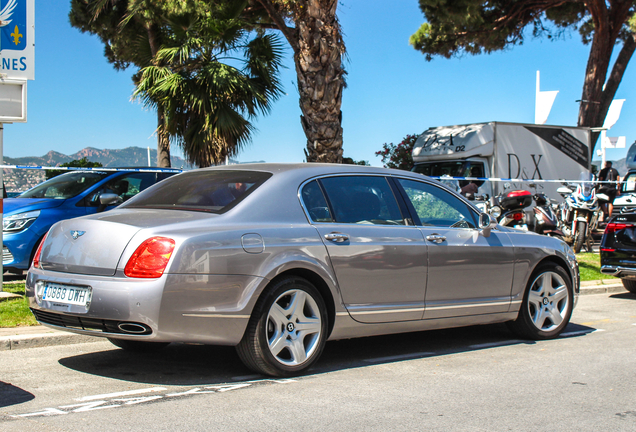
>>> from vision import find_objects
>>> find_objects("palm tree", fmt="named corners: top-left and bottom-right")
top-left (133, 9), bottom-right (284, 167)
top-left (70, 0), bottom-right (173, 166)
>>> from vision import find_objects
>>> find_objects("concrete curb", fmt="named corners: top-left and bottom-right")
top-left (0, 282), bottom-right (629, 351)
top-left (0, 331), bottom-right (100, 351)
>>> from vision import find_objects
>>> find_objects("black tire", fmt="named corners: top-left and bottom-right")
top-left (507, 262), bottom-right (573, 340)
top-left (236, 276), bottom-right (328, 377)
top-left (107, 338), bottom-right (169, 352)
top-left (573, 221), bottom-right (586, 253)
top-left (622, 279), bottom-right (636, 293)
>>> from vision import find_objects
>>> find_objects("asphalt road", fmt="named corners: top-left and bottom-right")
top-left (1, 291), bottom-right (636, 432)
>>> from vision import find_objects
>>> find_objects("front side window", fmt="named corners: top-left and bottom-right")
top-left (319, 176), bottom-right (405, 225)
top-left (123, 170), bottom-right (272, 213)
top-left (397, 178), bottom-right (477, 228)
top-left (19, 172), bottom-right (110, 199)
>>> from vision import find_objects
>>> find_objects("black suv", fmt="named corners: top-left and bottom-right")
top-left (600, 212), bottom-right (636, 292)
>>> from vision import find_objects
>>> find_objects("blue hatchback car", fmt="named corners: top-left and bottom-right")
top-left (3, 168), bottom-right (179, 273)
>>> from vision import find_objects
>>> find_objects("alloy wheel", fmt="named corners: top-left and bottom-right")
top-left (266, 289), bottom-right (323, 366)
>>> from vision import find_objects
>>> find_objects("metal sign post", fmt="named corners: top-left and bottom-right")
top-left (0, 0), bottom-right (34, 294)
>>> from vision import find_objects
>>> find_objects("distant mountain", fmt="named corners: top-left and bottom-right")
top-left (2, 146), bottom-right (193, 192)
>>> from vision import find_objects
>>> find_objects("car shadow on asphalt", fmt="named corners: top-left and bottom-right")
top-left (610, 292), bottom-right (636, 300)
top-left (0, 381), bottom-right (34, 408)
top-left (57, 321), bottom-right (597, 386)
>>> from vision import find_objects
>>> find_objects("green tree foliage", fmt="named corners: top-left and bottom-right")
top-left (410, 1), bottom-right (636, 134)
top-left (45, 157), bottom-right (103, 180)
top-left (70, 0), bottom-right (172, 166)
top-left (134, 3), bottom-right (284, 167)
top-left (376, 134), bottom-right (419, 171)
top-left (342, 157), bottom-right (370, 166)
top-left (69, 1), bottom-right (284, 168)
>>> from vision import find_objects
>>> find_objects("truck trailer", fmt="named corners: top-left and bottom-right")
top-left (411, 122), bottom-right (592, 201)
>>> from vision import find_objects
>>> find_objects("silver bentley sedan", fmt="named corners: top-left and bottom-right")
top-left (26, 163), bottom-right (579, 377)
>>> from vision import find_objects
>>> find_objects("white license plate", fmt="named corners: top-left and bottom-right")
top-left (42, 283), bottom-right (91, 306)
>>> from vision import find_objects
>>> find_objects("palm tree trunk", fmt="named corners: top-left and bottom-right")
top-left (294, 0), bottom-right (345, 163)
top-left (147, 23), bottom-right (171, 168)
top-left (259, 0), bottom-right (346, 163)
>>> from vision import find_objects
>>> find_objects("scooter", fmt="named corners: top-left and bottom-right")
top-left (557, 173), bottom-right (601, 253)
top-left (532, 193), bottom-right (565, 239)
top-left (488, 187), bottom-right (532, 230)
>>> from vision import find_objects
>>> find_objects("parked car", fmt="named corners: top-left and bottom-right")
top-left (4, 168), bottom-right (178, 273)
top-left (600, 212), bottom-right (636, 292)
top-left (612, 169), bottom-right (636, 215)
top-left (26, 164), bottom-right (579, 377)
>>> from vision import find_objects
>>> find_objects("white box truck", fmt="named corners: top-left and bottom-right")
top-left (411, 122), bottom-right (592, 201)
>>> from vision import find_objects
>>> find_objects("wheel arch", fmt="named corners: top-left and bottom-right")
top-left (530, 255), bottom-right (577, 294)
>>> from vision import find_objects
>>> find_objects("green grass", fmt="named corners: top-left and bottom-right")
top-left (0, 282), bottom-right (37, 327)
top-left (575, 252), bottom-right (617, 282)
top-left (0, 253), bottom-right (618, 328)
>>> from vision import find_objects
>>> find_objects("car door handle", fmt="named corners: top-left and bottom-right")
top-left (426, 234), bottom-right (446, 244)
top-left (325, 233), bottom-right (349, 243)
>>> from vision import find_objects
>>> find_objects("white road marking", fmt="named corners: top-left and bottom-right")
top-left (14, 408), bottom-right (67, 417)
top-left (11, 379), bottom-right (296, 419)
top-left (76, 387), bottom-right (168, 402)
top-left (363, 352), bottom-right (434, 363)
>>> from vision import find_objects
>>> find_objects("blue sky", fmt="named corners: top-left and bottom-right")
top-left (5, 0), bottom-right (635, 168)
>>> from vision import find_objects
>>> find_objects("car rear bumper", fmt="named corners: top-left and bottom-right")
top-left (600, 265), bottom-right (636, 279)
top-left (26, 269), bottom-right (267, 346)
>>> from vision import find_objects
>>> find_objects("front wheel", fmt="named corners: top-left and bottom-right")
top-left (573, 221), bottom-right (586, 253)
top-left (236, 277), bottom-right (328, 377)
top-left (507, 263), bottom-right (573, 340)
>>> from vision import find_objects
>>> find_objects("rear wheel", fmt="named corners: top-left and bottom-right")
top-left (236, 277), bottom-right (328, 377)
top-left (507, 263), bottom-right (573, 340)
top-left (622, 279), bottom-right (636, 293)
top-left (107, 338), bottom-right (169, 352)
top-left (573, 221), bottom-right (586, 253)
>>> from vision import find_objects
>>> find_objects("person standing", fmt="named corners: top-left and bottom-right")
top-left (598, 161), bottom-right (621, 221)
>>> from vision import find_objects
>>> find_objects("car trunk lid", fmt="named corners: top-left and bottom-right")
top-left (37, 218), bottom-right (142, 276)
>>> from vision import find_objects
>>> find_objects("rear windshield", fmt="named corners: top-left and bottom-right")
top-left (19, 172), bottom-right (110, 199)
top-left (122, 170), bottom-right (272, 213)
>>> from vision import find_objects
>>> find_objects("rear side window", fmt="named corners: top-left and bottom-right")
top-left (122, 170), bottom-right (272, 213)
top-left (301, 180), bottom-right (334, 222)
top-left (319, 176), bottom-right (405, 225)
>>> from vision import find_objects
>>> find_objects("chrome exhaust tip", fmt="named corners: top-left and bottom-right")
top-left (600, 266), bottom-right (619, 275)
top-left (117, 322), bottom-right (151, 334)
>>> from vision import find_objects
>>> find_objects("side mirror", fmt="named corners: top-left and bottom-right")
top-left (478, 212), bottom-right (497, 237)
top-left (99, 193), bottom-right (122, 206)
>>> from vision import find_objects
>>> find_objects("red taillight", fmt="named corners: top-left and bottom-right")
top-left (31, 232), bottom-right (49, 269)
top-left (604, 222), bottom-right (633, 235)
top-left (124, 237), bottom-right (175, 278)
top-left (513, 212), bottom-right (524, 221)
top-left (600, 248), bottom-right (615, 252)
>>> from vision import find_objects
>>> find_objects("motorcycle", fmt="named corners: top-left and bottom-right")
top-left (532, 193), bottom-right (565, 239)
top-left (488, 186), bottom-right (532, 230)
top-left (556, 172), bottom-right (601, 253)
